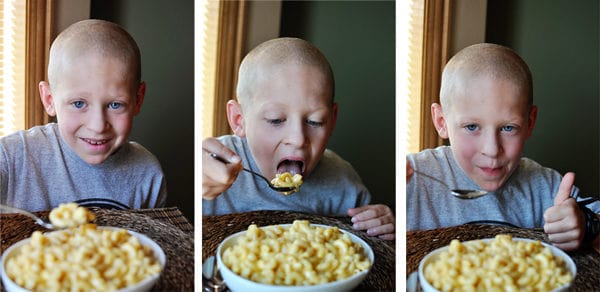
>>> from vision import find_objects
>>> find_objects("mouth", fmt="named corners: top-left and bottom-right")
top-left (276, 159), bottom-right (305, 175)
top-left (479, 166), bottom-right (503, 176)
top-left (81, 138), bottom-right (110, 145)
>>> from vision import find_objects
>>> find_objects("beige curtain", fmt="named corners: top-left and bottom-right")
top-left (25, 0), bottom-right (54, 128)
top-left (212, 0), bottom-right (247, 137)
top-left (420, 0), bottom-right (452, 150)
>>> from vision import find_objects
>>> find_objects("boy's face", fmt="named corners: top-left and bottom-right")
top-left (433, 75), bottom-right (537, 191)
top-left (40, 53), bottom-right (144, 165)
top-left (230, 63), bottom-right (337, 181)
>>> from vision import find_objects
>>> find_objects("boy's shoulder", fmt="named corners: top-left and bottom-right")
top-left (110, 141), bottom-right (162, 171)
top-left (408, 146), bottom-right (453, 166)
top-left (1, 123), bottom-right (59, 150)
top-left (515, 156), bottom-right (562, 178)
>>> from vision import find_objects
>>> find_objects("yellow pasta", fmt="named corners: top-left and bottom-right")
top-left (222, 220), bottom-right (371, 286)
top-left (270, 172), bottom-right (303, 193)
top-left (5, 224), bottom-right (162, 292)
top-left (48, 202), bottom-right (96, 228)
top-left (424, 234), bottom-right (573, 291)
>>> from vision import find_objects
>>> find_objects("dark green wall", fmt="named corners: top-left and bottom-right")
top-left (90, 0), bottom-right (195, 221)
top-left (280, 1), bottom-right (396, 209)
top-left (486, 0), bottom-right (599, 196)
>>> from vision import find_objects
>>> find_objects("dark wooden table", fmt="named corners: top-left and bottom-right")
top-left (203, 210), bottom-right (396, 291)
top-left (407, 224), bottom-right (600, 291)
top-left (0, 206), bottom-right (194, 291)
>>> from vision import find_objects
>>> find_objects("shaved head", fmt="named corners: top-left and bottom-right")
top-left (440, 43), bottom-right (533, 109)
top-left (48, 19), bottom-right (141, 89)
top-left (236, 37), bottom-right (335, 108)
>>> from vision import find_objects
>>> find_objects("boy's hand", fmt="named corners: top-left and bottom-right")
top-left (202, 138), bottom-right (242, 200)
top-left (544, 172), bottom-right (585, 251)
top-left (347, 204), bottom-right (395, 240)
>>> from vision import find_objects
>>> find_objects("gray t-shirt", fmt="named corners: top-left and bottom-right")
top-left (406, 146), bottom-right (599, 230)
top-left (202, 135), bottom-right (371, 215)
top-left (0, 123), bottom-right (167, 211)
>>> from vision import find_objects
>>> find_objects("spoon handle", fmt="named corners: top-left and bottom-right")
top-left (209, 152), bottom-right (231, 164)
top-left (411, 169), bottom-right (451, 188)
top-left (208, 153), bottom-right (271, 182)
top-left (0, 204), bottom-right (53, 229)
top-left (208, 152), bottom-right (296, 194)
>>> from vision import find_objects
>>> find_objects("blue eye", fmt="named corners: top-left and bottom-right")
top-left (108, 102), bottom-right (122, 110)
top-left (465, 124), bottom-right (478, 131)
top-left (267, 119), bottom-right (284, 125)
top-left (72, 101), bottom-right (85, 109)
top-left (307, 120), bottom-right (324, 127)
top-left (502, 125), bottom-right (515, 132)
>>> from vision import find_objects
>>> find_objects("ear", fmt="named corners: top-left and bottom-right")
top-left (133, 82), bottom-right (146, 115)
top-left (39, 81), bottom-right (56, 116)
top-left (431, 103), bottom-right (449, 139)
top-left (226, 99), bottom-right (246, 137)
top-left (526, 105), bottom-right (538, 137)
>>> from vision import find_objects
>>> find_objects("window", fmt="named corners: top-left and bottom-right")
top-left (0, 0), bottom-right (26, 137)
top-left (398, 0), bottom-right (424, 154)
top-left (0, 0), bottom-right (53, 138)
top-left (198, 0), bottom-right (246, 139)
top-left (402, 0), bottom-right (451, 153)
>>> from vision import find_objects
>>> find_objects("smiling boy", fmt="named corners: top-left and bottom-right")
top-left (203, 38), bottom-right (395, 240)
top-left (0, 19), bottom-right (166, 211)
top-left (407, 43), bottom-right (600, 251)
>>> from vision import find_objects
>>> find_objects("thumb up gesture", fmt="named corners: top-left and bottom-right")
top-left (543, 172), bottom-right (585, 251)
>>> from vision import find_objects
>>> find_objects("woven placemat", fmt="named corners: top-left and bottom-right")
top-left (203, 210), bottom-right (395, 291)
top-left (125, 206), bottom-right (194, 233)
top-left (407, 224), bottom-right (600, 291)
top-left (1, 208), bottom-right (194, 292)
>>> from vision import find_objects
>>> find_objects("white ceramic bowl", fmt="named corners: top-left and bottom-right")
top-left (0, 226), bottom-right (166, 292)
top-left (216, 223), bottom-right (375, 292)
top-left (418, 237), bottom-right (576, 292)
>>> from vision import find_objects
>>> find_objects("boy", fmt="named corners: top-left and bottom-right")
top-left (0, 19), bottom-right (167, 211)
top-left (407, 43), bottom-right (600, 251)
top-left (203, 37), bottom-right (395, 240)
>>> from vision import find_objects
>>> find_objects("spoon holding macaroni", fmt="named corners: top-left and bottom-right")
top-left (209, 152), bottom-right (302, 195)
top-left (0, 202), bottom-right (95, 230)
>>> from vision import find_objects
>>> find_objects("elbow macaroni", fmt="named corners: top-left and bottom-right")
top-left (5, 224), bottom-right (162, 291)
top-left (270, 172), bottom-right (303, 193)
top-left (424, 234), bottom-right (573, 291)
top-left (222, 220), bottom-right (371, 286)
top-left (49, 202), bottom-right (96, 228)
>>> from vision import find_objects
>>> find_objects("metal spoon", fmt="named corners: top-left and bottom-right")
top-left (208, 152), bottom-right (298, 195)
top-left (202, 255), bottom-right (227, 292)
top-left (0, 204), bottom-right (56, 229)
top-left (411, 170), bottom-right (489, 199)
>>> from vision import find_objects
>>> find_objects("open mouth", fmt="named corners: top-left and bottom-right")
top-left (277, 160), bottom-right (304, 175)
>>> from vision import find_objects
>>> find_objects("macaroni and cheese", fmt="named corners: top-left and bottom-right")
top-left (49, 202), bottom-right (96, 228)
top-left (5, 224), bottom-right (162, 291)
top-left (424, 234), bottom-right (573, 291)
top-left (270, 172), bottom-right (303, 193)
top-left (222, 220), bottom-right (371, 286)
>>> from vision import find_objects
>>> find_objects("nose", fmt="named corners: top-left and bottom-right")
top-left (480, 131), bottom-right (501, 157)
top-left (86, 107), bottom-right (109, 133)
top-left (283, 121), bottom-right (307, 147)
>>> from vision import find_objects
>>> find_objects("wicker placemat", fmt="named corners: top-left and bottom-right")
top-left (0, 207), bottom-right (194, 292)
top-left (407, 224), bottom-right (600, 291)
top-left (203, 210), bottom-right (395, 291)
top-left (122, 206), bottom-right (194, 233)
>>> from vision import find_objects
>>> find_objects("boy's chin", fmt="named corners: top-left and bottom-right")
top-left (476, 180), bottom-right (506, 192)
top-left (81, 156), bottom-right (109, 165)
top-left (77, 151), bottom-right (114, 165)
